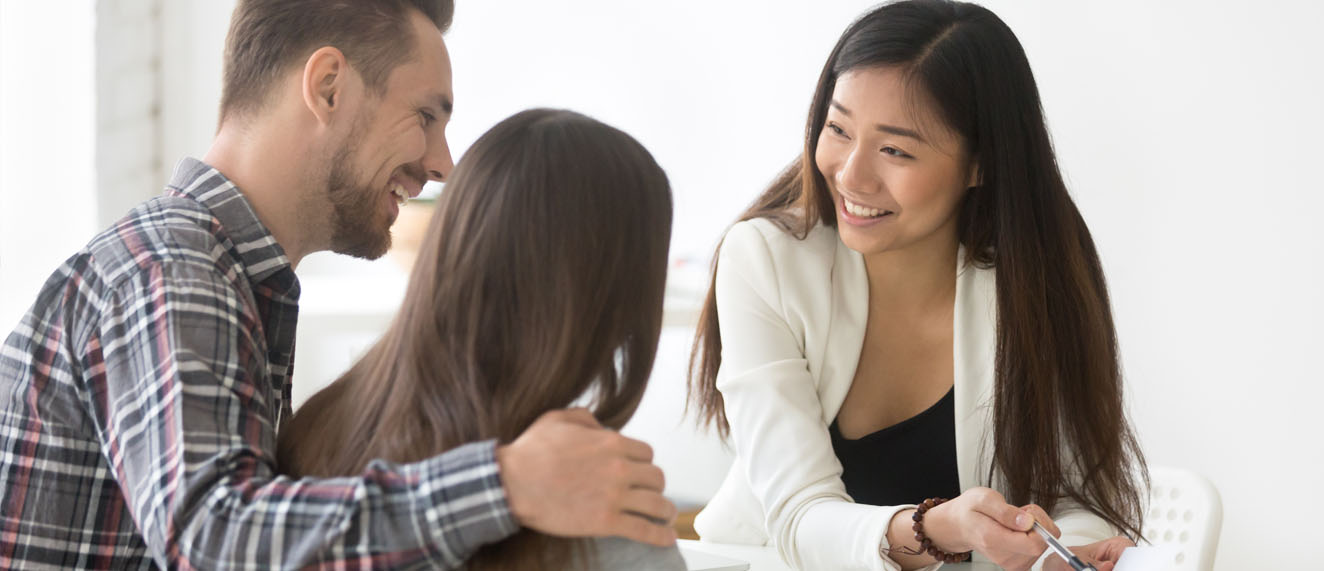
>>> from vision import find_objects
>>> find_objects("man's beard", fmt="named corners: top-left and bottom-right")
top-left (325, 140), bottom-right (392, 260)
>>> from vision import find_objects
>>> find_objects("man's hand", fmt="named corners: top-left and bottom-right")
top-left (495, 408), bottom-right (678, 547)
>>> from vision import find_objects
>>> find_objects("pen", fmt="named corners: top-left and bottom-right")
top-left (1032, 521), bottom-right (1097, 571)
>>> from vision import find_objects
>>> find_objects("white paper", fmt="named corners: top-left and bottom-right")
top-left (1114, 545), bottom-right (1182, 571)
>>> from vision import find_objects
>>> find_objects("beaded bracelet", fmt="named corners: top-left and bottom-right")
top-left (881, 497), bottom-right (972, 564)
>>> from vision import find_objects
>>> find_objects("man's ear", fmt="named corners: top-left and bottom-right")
top-left (302, 46), bottom-right (348, 126)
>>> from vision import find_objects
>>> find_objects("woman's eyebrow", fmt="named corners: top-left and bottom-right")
top-left (830, 100), bottom-right (926, 143)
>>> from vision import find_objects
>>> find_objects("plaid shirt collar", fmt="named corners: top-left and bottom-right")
top-left (164, 157), bottom-right (297, 291)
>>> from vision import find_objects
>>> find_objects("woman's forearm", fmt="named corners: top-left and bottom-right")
top-left (886, 508), bottom-right (941, 570)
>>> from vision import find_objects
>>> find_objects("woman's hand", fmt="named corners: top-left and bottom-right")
top-left (921, 487), bottom-right (1057, 571)
top-left (1043, 536), bottom-right (1136, 571)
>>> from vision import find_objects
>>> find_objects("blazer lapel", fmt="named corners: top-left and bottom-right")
top-left (953, 254), bottom-right (998, 491)
top-left (818, 231), bottom-right (869, 421)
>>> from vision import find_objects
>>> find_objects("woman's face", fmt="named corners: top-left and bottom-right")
top-left (815, 66), bottom-right (977, 257)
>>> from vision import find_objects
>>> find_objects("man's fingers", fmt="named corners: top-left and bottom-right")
top-left (612, 512), bottom-right (677, 547)
top-left (616, 435), bottom-right (655, 463)
top-left (624, 461), bottom-right (666, 493)
top-left (622, 489), bottom-right (677, 525)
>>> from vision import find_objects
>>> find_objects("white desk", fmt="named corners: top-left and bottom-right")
top-left (679, 540), bottom-right (1003, 571)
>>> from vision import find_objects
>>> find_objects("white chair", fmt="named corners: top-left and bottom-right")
top-left (1141, 466), bottom-right (1222, 571)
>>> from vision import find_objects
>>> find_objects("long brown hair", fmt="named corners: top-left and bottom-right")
top-left (687, 0), bottom-right (1147, 539)
top-left (278, 108), bottom-right (673, 569)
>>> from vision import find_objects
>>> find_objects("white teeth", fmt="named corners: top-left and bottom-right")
top-left (844, 197), bottom-right (889, 218)
top-left (391, 183), bottom-right (408, 206)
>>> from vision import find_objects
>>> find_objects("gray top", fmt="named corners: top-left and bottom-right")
top-left (586, 537), bottom-right (688, 570)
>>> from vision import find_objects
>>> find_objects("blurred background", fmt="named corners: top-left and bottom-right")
top-left (2, 1), bottom-right (1321, 569)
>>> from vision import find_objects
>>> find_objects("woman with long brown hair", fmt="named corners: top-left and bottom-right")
top-left (278, 109), bottom-right (684, 570)
top-left (688, 1), bottom-right (1147, 570)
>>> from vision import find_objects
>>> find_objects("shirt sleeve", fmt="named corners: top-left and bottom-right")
top-left (85, 260), bottom-right (517, 569)
top-left (713, 222), bottom-right (937, 571)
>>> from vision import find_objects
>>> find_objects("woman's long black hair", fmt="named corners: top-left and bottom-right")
top-left (688, 0), bottom-right (1147, 539)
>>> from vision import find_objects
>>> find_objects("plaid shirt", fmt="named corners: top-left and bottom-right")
top-left (0, 159), bottom-right (517, 569)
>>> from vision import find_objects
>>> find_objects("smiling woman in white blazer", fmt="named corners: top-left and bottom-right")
top-left (686, 2), bottom-right (1148, 571)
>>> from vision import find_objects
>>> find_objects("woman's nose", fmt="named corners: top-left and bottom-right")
top-left (836, 146), bottom-right (878, 195)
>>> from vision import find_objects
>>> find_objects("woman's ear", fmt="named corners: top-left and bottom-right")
top-left (301, 46), bottom-right (348, 126)
top-left (967, 157), bottom-right (982, 190)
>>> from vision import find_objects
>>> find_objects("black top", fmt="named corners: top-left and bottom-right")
top-left (829, 387), bottom-right (961, 506)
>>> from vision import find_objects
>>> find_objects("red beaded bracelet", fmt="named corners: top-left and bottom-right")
top-left (881, 497), bottom-right (972, 564)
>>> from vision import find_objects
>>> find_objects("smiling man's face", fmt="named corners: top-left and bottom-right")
top-left (324, 9), bottom-right (455, 260)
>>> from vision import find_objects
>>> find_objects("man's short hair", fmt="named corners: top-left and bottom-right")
top-left (220, 0), bottom-right (454, 123)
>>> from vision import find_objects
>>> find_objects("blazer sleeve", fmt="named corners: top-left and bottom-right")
top-left (713, 222), bottom-right (939, 571)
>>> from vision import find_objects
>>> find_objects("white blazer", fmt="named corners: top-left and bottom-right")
top-left (693, 218), bottom-right (1115, 571)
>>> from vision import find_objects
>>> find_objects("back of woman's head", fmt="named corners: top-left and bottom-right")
top-left (690, 0), bottom-right (1147, 540)
top-left (401, 108), bottom-right (674, 448)
top-left (409, 109), bottom-right (672, 568)
top-left (280, 108), bottom-right (672, 569)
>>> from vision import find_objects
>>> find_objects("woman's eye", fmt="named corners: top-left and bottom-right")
top-left (826, 123), bottom-right (846, 137)
top-left (419, 110), bottom-right (436, 126)
top-left (881, 146), bottom-right (911, 158)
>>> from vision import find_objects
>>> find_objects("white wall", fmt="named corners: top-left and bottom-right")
top-left (444, 3), bottom-right (1324, 568)
top-left (3, 2), bottom-right (1322, 569)
top-left (158, 0), bottom-right (233, 182)
top-left (988, 3), bottom-right (1324, 569)
top-left (0, 0), bottom-right (163, 329)
top-left (96, 0), bottom-right (163, 228)
top-left (0, 2), bottom-right (98, 331)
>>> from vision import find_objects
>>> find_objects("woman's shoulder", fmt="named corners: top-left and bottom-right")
top-left (723, 217), bottom-right (840, 268)
top-left (715, 217), bottom-right (851, 322)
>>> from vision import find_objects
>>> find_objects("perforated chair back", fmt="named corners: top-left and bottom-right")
top-left (1141, 466), bottom-right (1222, 571)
